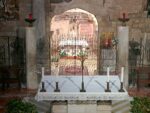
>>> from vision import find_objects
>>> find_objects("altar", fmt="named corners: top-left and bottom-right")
top-left (35, 69), bottom-right (129, 113)
top-left (35, 76), bottom-right (128, 101)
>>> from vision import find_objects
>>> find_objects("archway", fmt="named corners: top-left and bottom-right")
top-left (50, 8), bottom-right (98, 76)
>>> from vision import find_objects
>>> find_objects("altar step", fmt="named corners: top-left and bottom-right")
top-left (112, 99), bottom-right (132, 113)
top-left (24, 97), bottom-right (51, 113)
top-left (25, 97), bottom-right (132, 113)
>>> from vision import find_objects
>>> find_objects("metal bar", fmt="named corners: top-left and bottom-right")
top-left (8, 36), bottom-right (10, 66)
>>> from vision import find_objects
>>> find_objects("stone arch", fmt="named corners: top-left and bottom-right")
top-left (50, 8), bottom-right (98, 33)
top-left (50, 8), bottom-right (99, 75)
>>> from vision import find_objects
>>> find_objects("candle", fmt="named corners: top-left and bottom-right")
top-left (123, 13), bottom-right (126, 19)
top-left (29, 13), bottom-right (33, 20)
top-left (42, 67), bottom-right (44, 77)
top-left (121, 67), bottom-right (124, 82)
top-left (56, 65), bottom-right (59, 82)
top-left (107, 67), bottom-right (110, 82)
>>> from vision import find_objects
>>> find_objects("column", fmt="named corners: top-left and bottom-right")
top-left (26, 27), bottom-right (38, 89)
top-left (117, 26), bottom-right (129, 88)
top-left (33, 0), bottom-right (46, 40)
top-left (33, 0), bottom-right (48, 67)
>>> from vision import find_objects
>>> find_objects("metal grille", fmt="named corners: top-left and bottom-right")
top-left (50, 34), bottom-right (97, 75)
top-left (100, 48), bottom-right (117, 73)
top-left (129, 37), bottom-right (150, 87)
top-left (0, 36), bottom-right (26, 67)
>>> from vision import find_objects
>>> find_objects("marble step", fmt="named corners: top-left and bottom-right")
top-left (24, 96), bottom-right (134, 113)
top-left (112, 99), bottom-right (131, 113)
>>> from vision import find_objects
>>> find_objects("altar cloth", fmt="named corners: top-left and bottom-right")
top-left (35, 75), bottom-right (129, 101)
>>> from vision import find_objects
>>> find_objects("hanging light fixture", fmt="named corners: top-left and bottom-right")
top-left (64, 0), bottom-right (72, 2)
top-left (50, 0), bottom-right (72, 4)
top-left (50, 0), bottom-right (63, 3)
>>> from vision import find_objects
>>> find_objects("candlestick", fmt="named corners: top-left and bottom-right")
top-left (119, 82), bottom-right (125, 92)
top-left (25, 13), bottom-right (36, 27)
top-left (107, 67), bottom-right (110, 82)
top-left (42, 67), bottom-right (44, 77)
top-left (121, 67), bottom-right (124, 82)
top-left (105, 82), bottom-right (111, 92)
top-left (40, 82), bottom-right (46, 92)
top-left (54, 82), bottom-right (60, 92)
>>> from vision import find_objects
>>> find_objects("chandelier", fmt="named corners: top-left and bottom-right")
top-left (50, 0), bottom-right (72, 3)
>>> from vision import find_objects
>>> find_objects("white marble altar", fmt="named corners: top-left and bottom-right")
top-left (35, 75), bottom-right (128, 101)
top-left (35, 67), bottom-right (129, 113)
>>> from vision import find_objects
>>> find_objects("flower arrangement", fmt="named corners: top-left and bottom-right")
top-left (100, 32), bottom-right (118, 49)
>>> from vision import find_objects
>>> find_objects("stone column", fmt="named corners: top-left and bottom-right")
top-left (26, 27), bottom-right (38, 89)
top-left (117, 26), bottom-right (129, 88)
top-left (33, 0), bottom-right (46, 40)
top-left (33, 0), bottom-right (49, 68)
top-left (97, 19), bottom-right (101, 74)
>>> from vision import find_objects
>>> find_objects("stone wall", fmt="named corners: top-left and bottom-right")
top-left (0, 0), bottom-right (150, 71)
top-left (0, 0), bottom-right (146, 37)
top-left (47, 0), bottom-right (146, 73)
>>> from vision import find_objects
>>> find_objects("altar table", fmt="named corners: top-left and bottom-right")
top-left (35, 75), bottom-right (128, 101)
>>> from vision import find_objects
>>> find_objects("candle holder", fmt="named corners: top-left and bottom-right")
top-left (25, 13), bottom-right (36, 27)
top-left (80, 81), bottom-right (86, 92)
top-left (80, 55), bottom-right (86, 92)
top-left (54, 82), bottom-right (60, 92)
top-left (105, 82), bottom-right (111, 92)
top-left (118, 13), bottom-right (129, 26)
top-left (118, 82), bottom-right (125, 92)
top-left (40, 82), bottom-right (46, 92)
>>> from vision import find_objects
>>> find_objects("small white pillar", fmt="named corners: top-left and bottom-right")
top-left (117, 26), bottom-right (129, 88)
top-left (26, 27), bottom-right (38, 89)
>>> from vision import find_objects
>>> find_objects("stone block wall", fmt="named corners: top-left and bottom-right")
top-left (0, 0), bottom-right (149, 70)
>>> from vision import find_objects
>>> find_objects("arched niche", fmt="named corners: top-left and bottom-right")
top-left (50, 8), bottom-right (99, 75)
